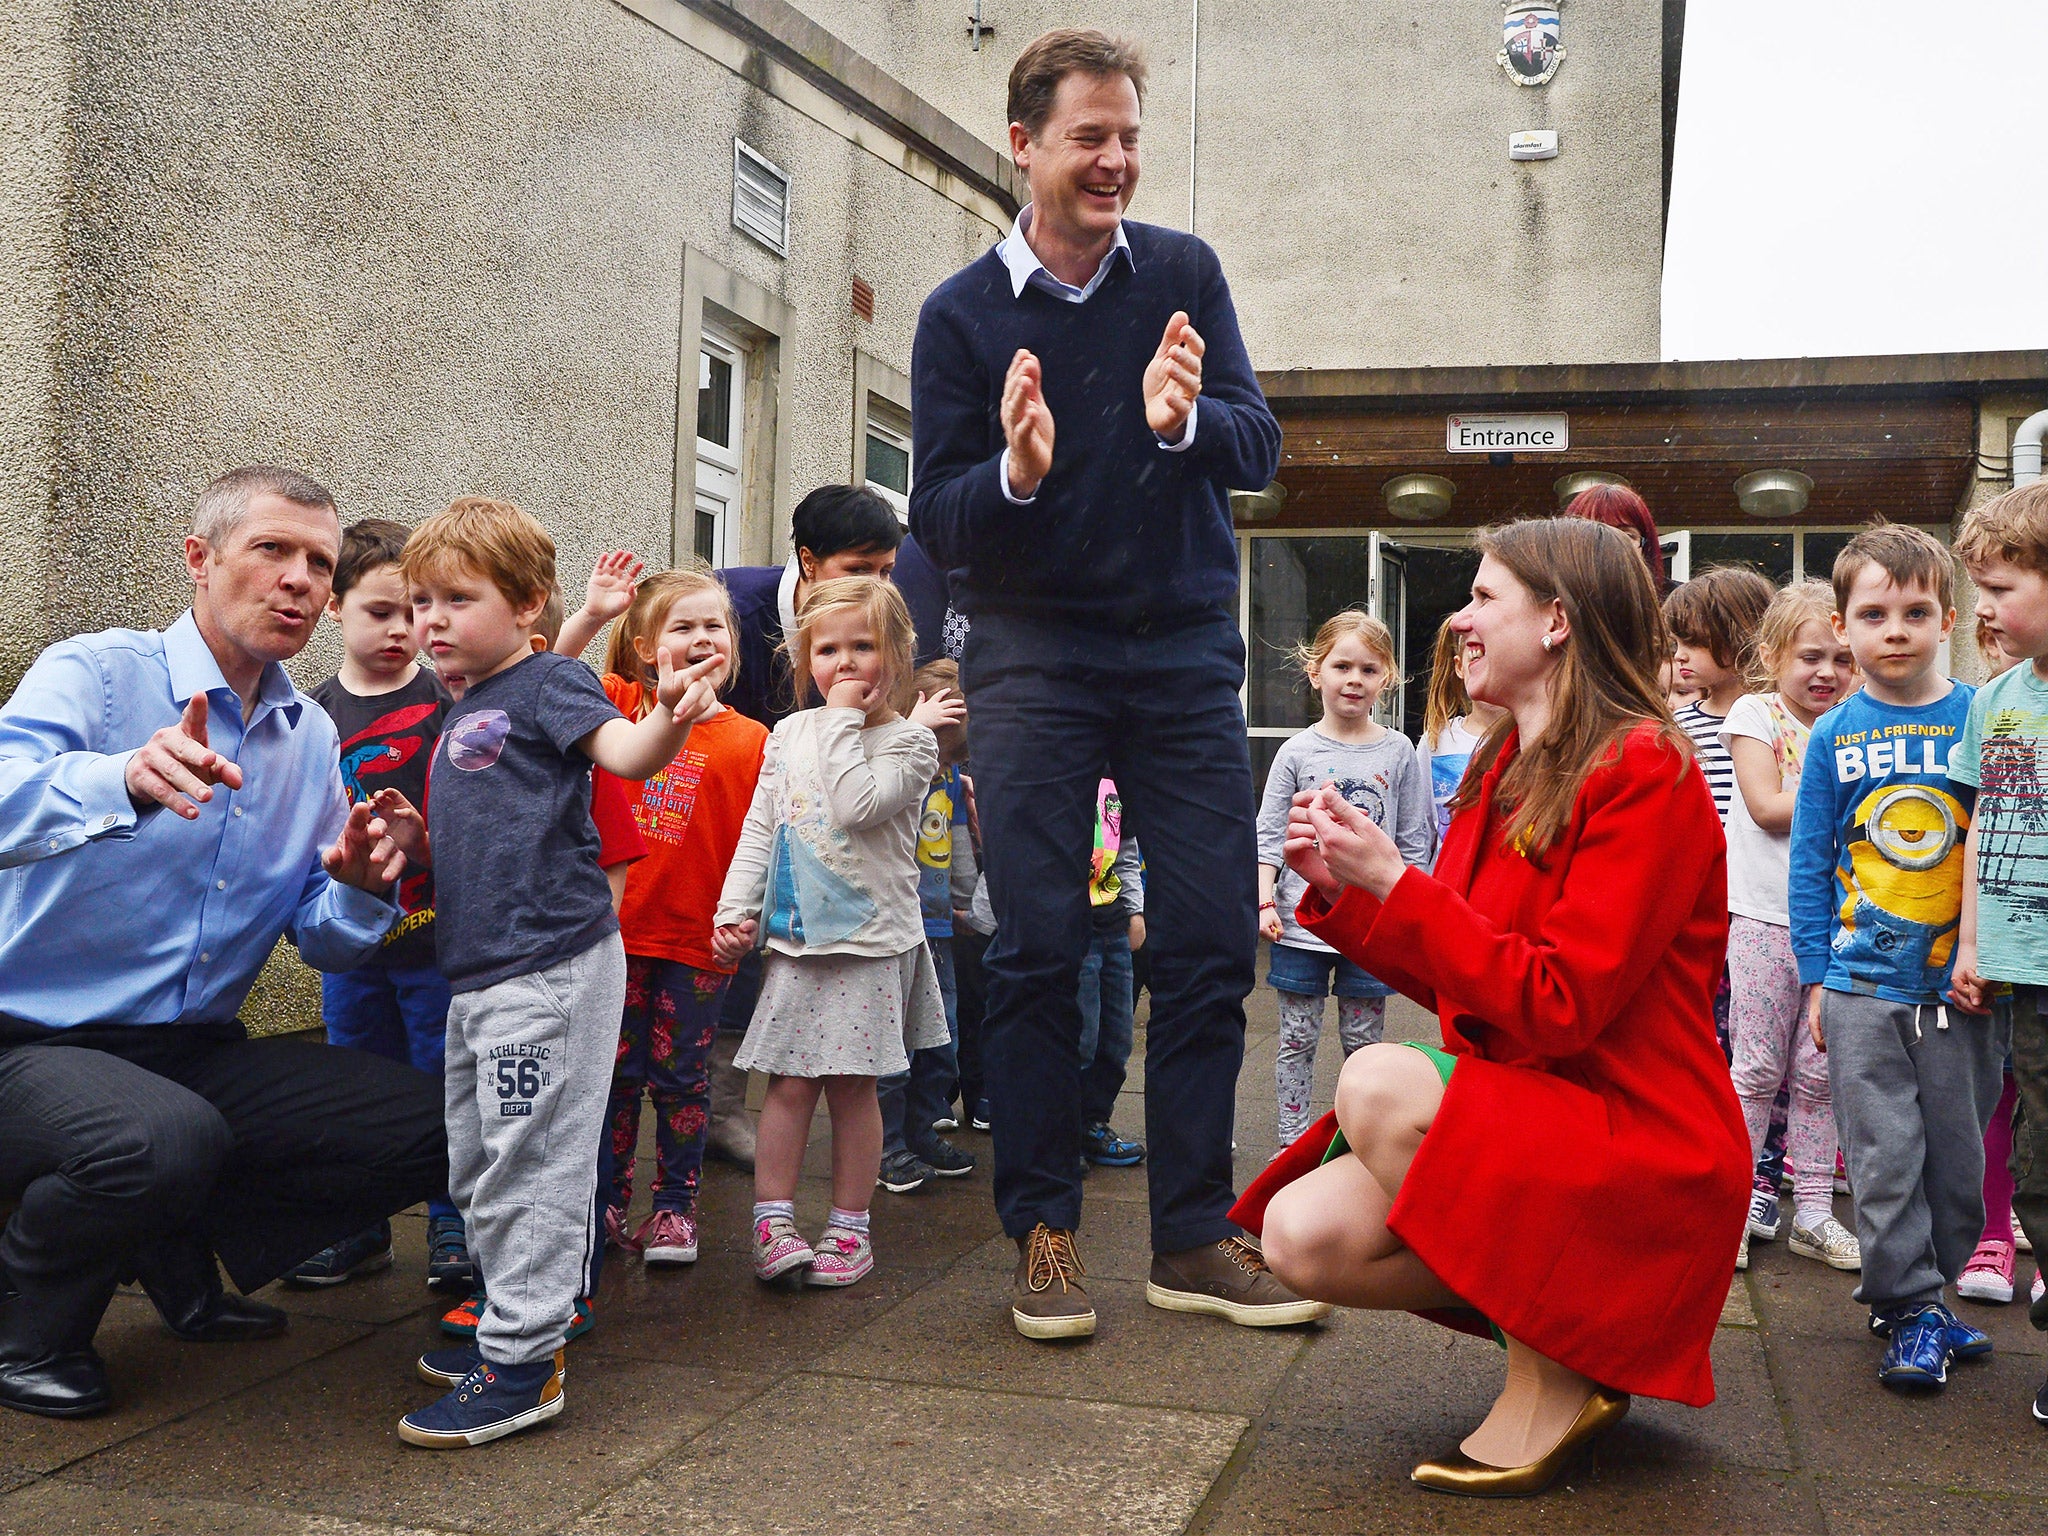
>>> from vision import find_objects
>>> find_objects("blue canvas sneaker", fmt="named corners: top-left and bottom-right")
top-left (398, 1350), bottom-right (564, 1448)
top-left (417, 1344), bottom-right (571, 1389)
top-left (1877, 1306), bottom-right (1952, 1391)
top-left (1746, 1188), bottom-right (1779, 1242)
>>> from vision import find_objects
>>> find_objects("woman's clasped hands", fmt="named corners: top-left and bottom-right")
top-left (1282, 784), bottom-right (1409, 903)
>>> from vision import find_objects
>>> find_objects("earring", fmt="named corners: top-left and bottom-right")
top-left (1541, 635), bottom-right (1555, 652)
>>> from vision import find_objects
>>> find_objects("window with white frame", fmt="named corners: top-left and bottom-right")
top-left (694, 323), bottom-right (745, 566)
top-left (864, 397), bottom-right (912, 518)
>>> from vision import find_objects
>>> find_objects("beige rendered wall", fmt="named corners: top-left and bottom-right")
top-left (0, 4), bottom-right (72, 691)
top-left (793, 1), bottom-right (1667, 371)
top-left (27, 0), bottom-right (1003, 1030)
top-left (39, 0), bottom-right (1000, 688)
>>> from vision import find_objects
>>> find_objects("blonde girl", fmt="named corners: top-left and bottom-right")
top-left (1254, 611), bottom-right (1434, 1149)
top-left (1720, 579), bottom-right (1860, 1272)
top-left (712, 577), bottom-right (965, 1286)
top-left (1415, 615), bottom-right (1509, 849)
top-left (588, 565), bottom-right (770, 1266)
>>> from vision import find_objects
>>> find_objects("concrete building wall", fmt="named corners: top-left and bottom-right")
top-left (794, 0), bottom-right (1667, 371)
top-left (14, 0), bottom-right (1004, 690)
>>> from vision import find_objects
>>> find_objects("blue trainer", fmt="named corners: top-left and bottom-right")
top-left (285, 1223), bottom-right (393, 1288)
top-left (1747, 1188), bottom-right (1780, 1241)
top-left (426, 1216), bottom-right (474, 1292)
top-left (1930, 1302), bottom-right (1993, 1361)
top-left (1877, 1306), bottom-right (1952, 1391)
top-left (398, 1350), bottom-right (564, 1448)
top-left (418, 1344), bottom-right (573, 1389)
top-left (1082, 1122), bottom-right (1145, 1167)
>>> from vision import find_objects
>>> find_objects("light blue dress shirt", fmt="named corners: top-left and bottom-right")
top-left (992, 204), bottom-right (1197, 505)
top-left (0, 611), bottom-right (396, 1028)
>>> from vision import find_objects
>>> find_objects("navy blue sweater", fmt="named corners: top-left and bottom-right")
top-left (909, 222), bottom-right (1280, 633)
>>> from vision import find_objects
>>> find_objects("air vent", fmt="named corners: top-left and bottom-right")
top-left (733, 140), bottom-right (789, 256)
top-left (851, 276), bottom-right (875, 322)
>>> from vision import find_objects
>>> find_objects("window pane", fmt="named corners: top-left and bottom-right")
top-left (697, 352), bottom-right (733, 448)
top-left (865, 432), bottom-right (910, 494)
top-left (695, 510), bottom-right (718, 564)
top-left (1248, 537), bottom-right (1375, 730)
top-left (1803, 530), bottom-right (1854, 586)
top-left (1689, 532), bottom-right (1794, 586)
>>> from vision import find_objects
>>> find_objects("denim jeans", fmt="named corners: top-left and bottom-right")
top-left (879, 938), bottom-right (960, 1157)
top-left (966, 611), bottom-right (1256, 1252)
top-left (1076, 925), bottom-right (1135, 1128)
top-left (323, 962), bottom-right (457, 1221)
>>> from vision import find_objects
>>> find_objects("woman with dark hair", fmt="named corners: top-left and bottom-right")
top-left (1566, 482), bottom-right (1668, 591)
top-left (1236, 518), bottom-right (1750, 1498)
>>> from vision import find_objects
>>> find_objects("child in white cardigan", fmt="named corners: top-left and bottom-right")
top-left (713, 577), bottom-right (963, 1288)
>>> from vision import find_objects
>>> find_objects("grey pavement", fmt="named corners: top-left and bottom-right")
top-left (3, 989), bottom-right (2043, 1534)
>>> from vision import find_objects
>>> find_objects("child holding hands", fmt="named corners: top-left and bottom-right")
top-left (712, 578), bottom-right (965, 1287)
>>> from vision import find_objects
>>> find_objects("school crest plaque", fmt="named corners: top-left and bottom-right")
top-left (1499, 3), bottom-right (1564, 86)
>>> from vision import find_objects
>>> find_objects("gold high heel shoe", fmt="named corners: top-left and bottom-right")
top-left (1409, 1388), bottom-right (1630, 1498)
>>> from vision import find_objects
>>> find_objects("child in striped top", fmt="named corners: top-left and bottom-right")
top-left (1665, 565), bottom-right (1776, 825)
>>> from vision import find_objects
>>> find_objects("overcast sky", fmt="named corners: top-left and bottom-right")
top-left (1661, 0), bottom-right (2048, 360)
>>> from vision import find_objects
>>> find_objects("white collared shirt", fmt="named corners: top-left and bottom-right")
top-left (995, 204), bottom-right (1196, 504)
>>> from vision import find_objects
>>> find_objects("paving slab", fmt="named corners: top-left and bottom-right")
top-left (0, 1295), bottom-right (370, 1476)
top-left (62, 1324), bottom-right (750, 1535)
top-left (564, 1374), bottom-right (1247, 1536)
top-left (1810, 1474), bottom-right (2048, 1532)
top-left (0, 1476), bottom-right (449, 1536)
top-left (819, 1265), bottom-right (1318, 1415)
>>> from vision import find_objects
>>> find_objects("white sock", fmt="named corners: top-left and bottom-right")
top-left (753, 1200), bottom-right (795, 1224)
top-left (827, 1205), bottom-right (871, 1233)
top-left (1794, 1204), bottom-right (1835, 1233)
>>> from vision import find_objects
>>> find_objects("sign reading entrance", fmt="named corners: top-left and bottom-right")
top-left (1446, 412), bottom-right (1569, 452)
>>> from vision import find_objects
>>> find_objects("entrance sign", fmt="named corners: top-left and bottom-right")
top-left (1446, 412), bottom-right (1569, 452)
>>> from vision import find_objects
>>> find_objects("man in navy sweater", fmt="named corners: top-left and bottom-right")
top-left (911, 28), bottom-right (1327, 1341)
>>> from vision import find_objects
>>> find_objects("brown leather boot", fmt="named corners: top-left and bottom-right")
top-left (1146, 1236), bottom-right (1333, 1326)
top-left (1012, 1224), bottom-right (1095, 1341)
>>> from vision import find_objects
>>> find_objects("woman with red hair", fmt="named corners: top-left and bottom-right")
top-left (1566, 483), bottom-right (1667, 591)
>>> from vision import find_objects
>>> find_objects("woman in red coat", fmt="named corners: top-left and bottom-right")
top-left (1245, 518), bottom-right (1750, 1497)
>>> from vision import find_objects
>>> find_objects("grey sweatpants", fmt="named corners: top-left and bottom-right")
top-left (1822, 989), bottom-right (2008, 1312)
top-left (446, 932), bottom-right (626, 1367)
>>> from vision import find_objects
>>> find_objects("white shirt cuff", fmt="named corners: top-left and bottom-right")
top-left (998, 448), bottom-right (1039, 504)
top-left (1157, 399), bottom-right (1198, 452)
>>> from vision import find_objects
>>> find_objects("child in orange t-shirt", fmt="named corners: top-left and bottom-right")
top-left (593, 565), bottom-right (768, 1265)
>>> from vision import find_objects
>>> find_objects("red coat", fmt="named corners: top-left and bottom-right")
top-left (1233, 725), bottom-right (1749, 1406)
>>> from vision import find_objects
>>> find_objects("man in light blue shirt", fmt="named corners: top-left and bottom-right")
top-left (0, 465), bottom-right (447, 1420)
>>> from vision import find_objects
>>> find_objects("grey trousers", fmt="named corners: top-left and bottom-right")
top-left (1822, 989), bottom-right (2008, 1312)
top-left (446, 933), bottom-right (626, 1366)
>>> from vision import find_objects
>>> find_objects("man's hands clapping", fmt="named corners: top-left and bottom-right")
top-left (1143, 311), bottom-right (1204, 442)
top-left (1002, 350), bottom-right (1055, 499)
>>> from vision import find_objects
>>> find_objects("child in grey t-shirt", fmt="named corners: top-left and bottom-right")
top-left (1255, 613), bottom-right (1434, 1149)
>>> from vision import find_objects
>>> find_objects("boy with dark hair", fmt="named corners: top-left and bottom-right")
top-left (294, 518), bottom-right (468, 1292)
top-left (1949, 482), bottom-right (2048, 1424)
top-left (1790, 522), bottom-right (2002, 1393)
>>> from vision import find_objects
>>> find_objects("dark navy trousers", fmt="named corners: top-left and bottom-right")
top-left (964, 611), bottom-right (1257, 1253)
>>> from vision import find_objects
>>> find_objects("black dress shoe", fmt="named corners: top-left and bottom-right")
top-left (0, 1348), bottom-right (111, 1418)
top-left (163, 1291), bottom-right (287, 1344)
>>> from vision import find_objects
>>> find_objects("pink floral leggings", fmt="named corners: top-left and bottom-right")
top-left (607, 956), bottom-right (729, 1216)
top-left (1726, 915), bottom-right (1838, 1224)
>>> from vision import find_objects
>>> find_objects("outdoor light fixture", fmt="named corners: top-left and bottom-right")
top-left (1229, 481), bottom-right (1288, 523)
top-left (1733, 469), bottom-right (1813, 520)
top-left (1552, 470), bottom-right (1633, 507)
top-left (1382, 473), bottom-right (1456, 522)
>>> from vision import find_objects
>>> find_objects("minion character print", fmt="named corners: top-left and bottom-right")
top-left (1831, 781), bottom-right (1972, 991)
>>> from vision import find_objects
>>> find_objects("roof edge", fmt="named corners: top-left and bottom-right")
top-left (1259, 351), bottom-right (2048, 406)
top-left (679, 0), bottom-right (1025, 216)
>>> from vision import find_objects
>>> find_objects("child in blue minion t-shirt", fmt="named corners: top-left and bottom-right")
top-left (1788, 524), bottom-right (2006, 1393)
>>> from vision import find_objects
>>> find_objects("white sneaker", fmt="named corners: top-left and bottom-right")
top-left (1735, 1227), bottom-right (1750, 1272)
top-left (2016, 1213), bottom-right (2034, 1254)
top-left (1787, 1216), bottom-right (1861, 1271)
